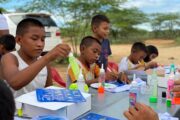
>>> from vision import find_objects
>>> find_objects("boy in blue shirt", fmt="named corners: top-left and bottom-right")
top-left (91, 14), bottom-right (129, 83)
top-left (91, 14), bottom-right (111, 71)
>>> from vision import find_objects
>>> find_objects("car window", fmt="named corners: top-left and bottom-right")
top-left (9, 14), bottom-right (57, 27)
top-left (26, 15), bottom-right (57, 27)
top-left (9, 15), bottom-right (24, 25)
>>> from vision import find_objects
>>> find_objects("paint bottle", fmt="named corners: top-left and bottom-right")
top-left (149, 69), bottom-right (158, 103)
top-left (129, 74), bottom-right (139, 106)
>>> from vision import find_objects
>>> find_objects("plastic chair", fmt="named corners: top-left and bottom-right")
top-left (107, 61), bottom-right (119, 72)
top-left (51, 67), bottom-right (66, 87)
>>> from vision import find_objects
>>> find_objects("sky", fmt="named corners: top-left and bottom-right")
top-left (122, 0), bottom-right (180, 14)
top-left (0, 0), bottom-right (180, 31)
top-left (1, 0), bottom-right (180, 14)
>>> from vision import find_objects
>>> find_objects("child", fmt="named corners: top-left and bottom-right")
top-left (91, 14), bottom-right (118, 80)
top-left (0, 80), bottom-right (15, 120)
top-left (1, 18), bottom-right (70, 97)
top-left (0, 34), bottom-right (16, 79)
top-left (144, 45), bottom-right (159, 69)
top-left (0, 34), bottom-right (15, 57)
top-left (119, 42), bottom-right (147, 72)
top-left (144, 45), bottom-right (158, 62)
top-left (67, 36), bottom-right (101, 87)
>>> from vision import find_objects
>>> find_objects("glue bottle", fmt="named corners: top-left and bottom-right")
top-left (98, 64), bottom-right (105, 93)
top-left (129, 74), bottom-right (139, 106)
top-left (68, 52), bottom-right (80, 80)
top-left (77, 69), bottom-right (89, 93)
top-left (166, 69), bottom-right (175, 106)
top-left (149, 69), bottom-right (158, 103)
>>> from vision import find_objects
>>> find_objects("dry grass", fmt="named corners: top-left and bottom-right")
top-left (53, 39), bottom-right (180, 84)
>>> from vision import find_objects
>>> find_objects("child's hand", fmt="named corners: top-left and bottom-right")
top-left (105, 71), bottom-right (118, 81)
top-left (118, 72), bottom-right (130, 84)
top-left (146, 61), bottom-right (158, 69)
top-left (124, 103), bottom-right (159, 120)
top-left (45, 44), bottom-right (71, 61)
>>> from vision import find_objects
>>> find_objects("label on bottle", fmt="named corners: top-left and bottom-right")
top-left (129, 92), bottom-right (137, 106)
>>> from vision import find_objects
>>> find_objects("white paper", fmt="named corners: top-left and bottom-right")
top-left (106, 84), bottom-right (131, 93)
top-left (158, 112), bottom-right (179, 120)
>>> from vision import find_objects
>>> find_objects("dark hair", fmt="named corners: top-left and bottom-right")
top-left (0, 34), bottom-right (15, 51)
top-left (0, 80), bottom-right (15, 120)
top-left (16, 18), bottom-right (44, 36)
top-left (91, 14), bottom-right (110, 27)
top-left (131, 42), bottom-right (147, 53)
top-left (80, 36), bottom-right (101, 49)
top-left (144, 45), bottom-right (158, 62)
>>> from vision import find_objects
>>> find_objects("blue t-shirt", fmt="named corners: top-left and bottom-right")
top-left (97, 39), bottom-right (112, 70)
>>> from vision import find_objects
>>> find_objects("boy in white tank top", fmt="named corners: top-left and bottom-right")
top-left (1, 18), bottom-right (70, 98)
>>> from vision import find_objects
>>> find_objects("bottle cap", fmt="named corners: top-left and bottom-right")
top-left (162, 91), bottom-right (166, 98)
top-left (68, 52), bottom-right (73, 57)
top-left (69, 83), bottom-right (78, 90)
top-left (98, 86), bottom-right (104, 93)
top-left (166, 99), bottom-right (172, 107)
top-left (149, 97), bottom-right (157, 103)
top-left (100, 64), bottom-right (105, 73)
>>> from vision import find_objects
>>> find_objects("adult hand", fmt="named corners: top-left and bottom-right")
top-left (124, 103), bottom-right (159, 120)
top-left (118, 72), bottom-right (130, 84)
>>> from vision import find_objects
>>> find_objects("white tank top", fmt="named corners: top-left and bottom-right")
top-left (11, 51), bottom-right (47, 98)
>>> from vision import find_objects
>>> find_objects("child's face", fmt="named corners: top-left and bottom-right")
top-left (149, 53), bottom-right (158, 61)
top-left (82, 42), bottom-right (101, 65)
top-left (93, 22), bottom-right (110, 40)
top-left (132, 51), bottom-right (146, 63)
top-left (17, 26), bottom-right (45, 58)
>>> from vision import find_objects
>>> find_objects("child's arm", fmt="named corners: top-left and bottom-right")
top-left (144, 61), bottom-right (158, 70)
top-left (45, 65), bottom-right (53, 87)
top-left (2, 44), bottom-right (70, 90)
top-left (85, 79), bottom-right (98, 86)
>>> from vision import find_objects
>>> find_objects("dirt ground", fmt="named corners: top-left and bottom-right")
top-left (53, 39), bottom-right (180, 84)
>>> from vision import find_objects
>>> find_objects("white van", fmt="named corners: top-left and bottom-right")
top-left (4, 13), bottom-right (62, 52)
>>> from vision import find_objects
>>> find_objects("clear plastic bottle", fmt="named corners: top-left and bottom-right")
top-left (129, 74), bottom-right (139, 107)
top-left (98, 64), bottom-right (105, 93)
top-left (149, 69), bottom-right (158, 103)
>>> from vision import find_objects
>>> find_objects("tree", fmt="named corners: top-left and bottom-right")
top-left (20, 0), bottom-right (127, 54)
top-left (107, 7), bottom-right (149, 42)
top-left (0, 0), bottom-right (9, 13)
top-left (150, 13), bottom-right (180, 39)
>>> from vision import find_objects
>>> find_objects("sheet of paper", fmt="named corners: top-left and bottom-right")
top-left (158, 112), bottom-right (179, 120)
top-left (106, 84), bottom-right (131, 93)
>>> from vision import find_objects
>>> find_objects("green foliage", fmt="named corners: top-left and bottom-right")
top-left (150, 13), bottom-right (180, 39)
top-left (0, 7), bottom-right (7, 13)
top-left (5, 0), bottom-right (180, 51)
top-left (175, 36), bottom-right (180, 45)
